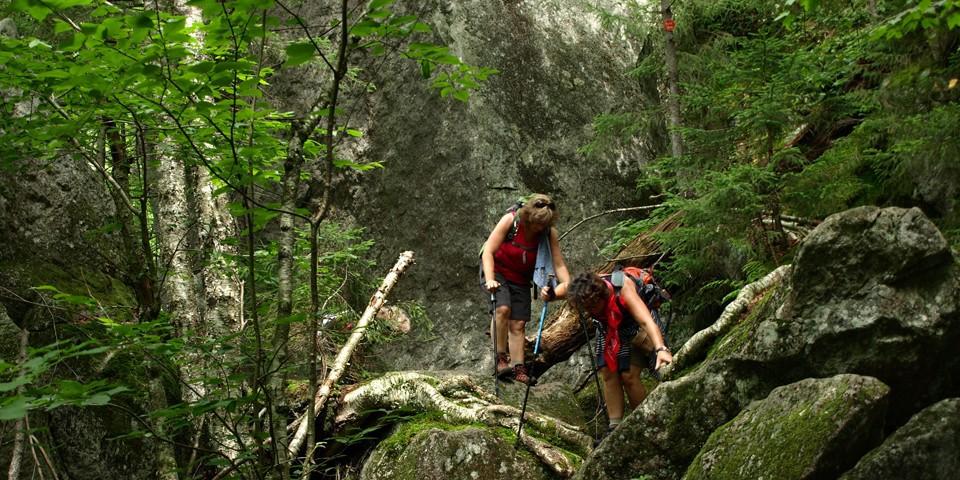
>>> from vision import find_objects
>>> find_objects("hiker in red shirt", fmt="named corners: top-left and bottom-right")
top-left (568, 272), bottom-right (673, 436)
top-left (481, 194), bottom-right (571, 384)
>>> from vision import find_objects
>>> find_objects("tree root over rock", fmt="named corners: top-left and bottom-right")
top-left (334, 372), bottom-right (592, 478)
top-left (660, 265), bottom-right (792, 379)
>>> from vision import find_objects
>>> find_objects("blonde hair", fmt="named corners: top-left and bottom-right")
top-left (518, 194), bottom-right (558, 228)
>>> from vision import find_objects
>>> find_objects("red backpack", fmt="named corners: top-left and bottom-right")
top-left (601, 264), bottom-right (671, 332)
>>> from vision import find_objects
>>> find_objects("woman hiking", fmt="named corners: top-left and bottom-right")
top-left (481, 194), bottom-right (571, 384)
top-left (568, 271), bottom-right (673, 437)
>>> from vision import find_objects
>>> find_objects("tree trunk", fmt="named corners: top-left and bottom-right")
top-left (662, 0), bottom-right (683, 158)
top-left (267, 133), bottom-right (305, 476)
top-left (6, 328), bottom-right (28, 480)
top-left (660, 265), bottom-right (791, 379)
top-left (193, 165), bottom-right (242, 336)
top-left (153, 139), bottom-right (202, 335)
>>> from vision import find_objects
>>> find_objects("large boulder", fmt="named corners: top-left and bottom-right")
top-left (575, 206), bottom-right (960, 479)
top-left (684, 375), bottom-right (889, 480)
top-left (840, 398), bottom-right (960, 480)
top-left (361, 425), bottom-right (552, 480)
top-left (316, 0), bottom-right (647, 375)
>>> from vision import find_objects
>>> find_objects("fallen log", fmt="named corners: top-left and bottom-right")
top-left (287, 251), bottom-right (416, 456)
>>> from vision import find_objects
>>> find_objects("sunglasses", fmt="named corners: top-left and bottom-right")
top-left (534, 201), bottom-right (556, 210)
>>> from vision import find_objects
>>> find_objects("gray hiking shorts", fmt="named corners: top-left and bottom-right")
top-left (481, 272), bottom-right (532, 322)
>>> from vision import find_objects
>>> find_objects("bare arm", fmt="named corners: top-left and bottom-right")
top-left (621, 276), bottom-right (673, 369)
top-left (481, 213), bottom-right (514, 292)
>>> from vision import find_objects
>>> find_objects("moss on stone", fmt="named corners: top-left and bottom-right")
top-left (0, 260), bottom-right (137, 322)
top-left (684, 376), bottom-right (888, 480)
top-left (706, 287), bottom-right (777, 361)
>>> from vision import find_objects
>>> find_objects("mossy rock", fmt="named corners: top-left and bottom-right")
top-left (361, 421), bottom-right (554, 480)
top-left (684, 375), bottom-right (889, 480)
top-left (841, 398), bottom-right (960, 480)
top-left (0, 260), bottom-right (137, 325)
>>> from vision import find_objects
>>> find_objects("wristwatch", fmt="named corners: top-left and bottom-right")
top-left (654, 346), bottom-right (671, 355)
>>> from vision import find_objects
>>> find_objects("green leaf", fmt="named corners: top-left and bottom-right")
top-left (28, 39), bottom-right (52, 49)
top-left (0, 396), bottom-right (30, 420)
top-left (82, 393), bottom-right (111, 406)
top-left (48, 0), bottom-right (94, 8)
top-left (53, 19), bottom-right (76, 34)
top-left (12, 0), bottom-right (52, 21)
top-left (948, 13), bottom-right (960, 29)
top-left (0, 377), bottom-right (30, 393)
top-left (285, 41), bottom-right (316, 66)
top-left (351, 20), bottom-right (381, 37)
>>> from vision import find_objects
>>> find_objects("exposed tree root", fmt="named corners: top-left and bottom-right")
top-left (334, 372), bottom-right (591, 478)
top-left (660, 265), bottom-right (792, 379)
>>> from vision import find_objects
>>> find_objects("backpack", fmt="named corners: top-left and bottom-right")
top-left (602, 264), bottom-right (672, 335)
top-left (478, 201), bottom-right (548, 303)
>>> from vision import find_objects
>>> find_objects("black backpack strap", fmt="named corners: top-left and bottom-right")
top-left (505, 209), bottom-right (521, 243)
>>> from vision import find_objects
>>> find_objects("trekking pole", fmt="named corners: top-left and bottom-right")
top-left (577, 310), bottom-right (606, 443)
top-left (515, 276), bottom-right (552, 448)
top-left (491, 292), bottom-right (500, 399)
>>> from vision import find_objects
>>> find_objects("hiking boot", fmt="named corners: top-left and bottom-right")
top-left (593, 426), bottom-right (616, 448)
top-left (496, 353), bottom-right (512, 377)
top-left (513, 363), bottom-right (535, 385)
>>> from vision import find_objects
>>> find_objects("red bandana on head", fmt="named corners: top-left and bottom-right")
top-left (601, 280), bottom-right (623, 371)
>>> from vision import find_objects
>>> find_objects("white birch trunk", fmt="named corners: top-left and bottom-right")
top-left (6, 328), bottom-right (28, 480)
top-left (194, 166), bottom-right (241, 336)
top-left (153, 139), bottom-right (202, 337)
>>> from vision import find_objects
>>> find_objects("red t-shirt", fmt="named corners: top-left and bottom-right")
top-left (493, 215), bottom-right (540, 286)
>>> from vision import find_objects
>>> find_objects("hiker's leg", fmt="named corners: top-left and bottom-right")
top-left (493, 305), bottom-right (510, 356)
top-left (621, 365), bottom-right (648, 409)
top-left (600, 367), bottom-right (625, 422)
top-left (508, 318), bottom-right (526, 365)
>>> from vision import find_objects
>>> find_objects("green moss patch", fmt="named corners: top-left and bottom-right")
top-left (684, 375), bottom-right (889, 480)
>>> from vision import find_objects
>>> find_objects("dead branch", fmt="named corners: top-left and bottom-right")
top-left (7, 328), bottom-right (28, 480)
top-left (287, 251), bottom-right (416, 456)
top-left (559, 204), bottom-right (665, 242)
top-left (659, 265), bottom-right (791, 379)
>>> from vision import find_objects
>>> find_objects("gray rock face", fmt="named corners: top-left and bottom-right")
top-left (329, 0), bottom-right (648, 375)
top-left (0, 156), bottom-right (118, 270)
top-left (44, 406), bottom-right (161, 480)
top-left (575, 206), bottom-right (960, 480)
top-left (684, 375), bottom-right (889, 480)
top-left (841, 398), bottom-right (960, 480)
top-left (360, 427), bottom-right (551, 480)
